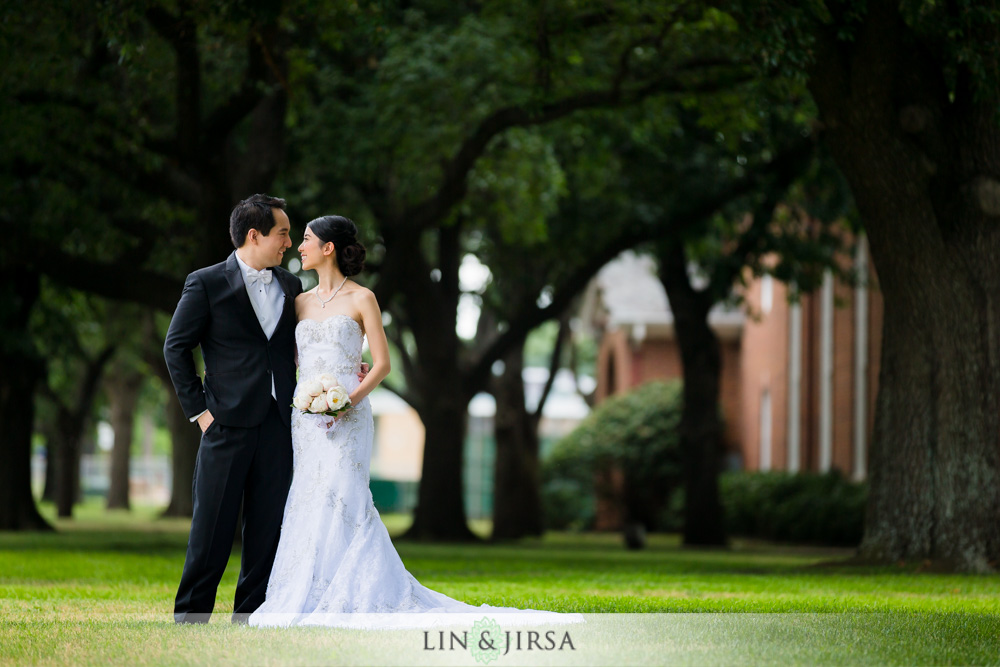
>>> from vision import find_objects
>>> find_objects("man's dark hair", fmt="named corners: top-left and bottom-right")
top-left (229, 194), bottom-right (287, 248)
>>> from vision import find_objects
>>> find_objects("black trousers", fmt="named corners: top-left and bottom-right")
top-left (173, 400), bottom-right (292, 623)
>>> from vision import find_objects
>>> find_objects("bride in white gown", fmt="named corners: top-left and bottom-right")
top-left (249, 216), bottom-right (580, 629)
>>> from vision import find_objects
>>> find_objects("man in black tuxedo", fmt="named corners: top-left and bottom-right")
top-left (164, 194), bottom-right (301, 624)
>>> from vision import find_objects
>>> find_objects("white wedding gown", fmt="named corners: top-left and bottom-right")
top-left (248, 315), bottom-right (581, 629)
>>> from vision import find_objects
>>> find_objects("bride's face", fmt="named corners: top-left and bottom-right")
top-left (298, 227), bottom-right (334, 271)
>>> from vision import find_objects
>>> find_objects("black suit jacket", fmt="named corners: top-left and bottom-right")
top-left (164, 252), bottom-right (303, 428)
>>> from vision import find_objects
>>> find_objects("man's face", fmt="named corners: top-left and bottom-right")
top-left (250, 208), bottom-right (292, 267)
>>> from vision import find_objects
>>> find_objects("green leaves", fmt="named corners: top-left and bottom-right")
top-left (466, 128), bottom-right (566, 246)
top-left (542, 380), bottom-right (685, 531)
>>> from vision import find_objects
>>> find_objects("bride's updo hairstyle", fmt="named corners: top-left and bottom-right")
top-left (307, 215), bottom-right (366, 276)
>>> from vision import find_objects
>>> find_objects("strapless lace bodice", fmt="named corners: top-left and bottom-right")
top-left (296, 315), bottom-right (364, 380)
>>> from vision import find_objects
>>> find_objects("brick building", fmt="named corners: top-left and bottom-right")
top-left (583, 243), bottom-right (880, 480)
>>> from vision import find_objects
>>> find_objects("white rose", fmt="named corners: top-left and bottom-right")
top-left (326, 386), bottom-right (350, 411)
top-left (292, 392), bottom-right (312, 411)
top-left (301, 379), bottom-right (325, 397)
top-left (318, 373), bottom-right (339, 391)
top-left (308, 394), bottom-right (329, 413)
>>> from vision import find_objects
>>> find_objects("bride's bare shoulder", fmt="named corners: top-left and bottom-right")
top-left (295, 289), bottom-right (314, 313)
top-left (351, 283), bottom-right (378, 310)
top-left (346, 282), bottom-right (375, 302)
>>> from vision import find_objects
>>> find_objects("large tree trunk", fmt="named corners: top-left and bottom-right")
top-left (0, 351), bottom-right (51, 530)
top-left (143, 319), bottom-right (199, 518)
top-left (0, 271), bottom-right (52, 531)
top-left (49, 345), bottom-right (116, 519)
top-left (41, 425), bottom-right (57, 502)
top-left (389, 222), bottom-right (478, 542)
top-left (858, 193), bottom-right (1000, 571)
top-left (401, 323), bottom-right (477, 543)
top-left (106, 367), bottom-right (144, 510)
top-left (658, 243), bottom-right (728, 547)
top-left (52, 417), bottom-right (83, 519)
top-left (807, 1), bottom-right (1000, 571)
top-left (161, 396), bottom-right (200, 517)
top-left (404, 396), bottom-right (478, 541)
top-left (491, 345), bottom-right (544, 541)
top-left (150, 353), bottom-right (199, 518)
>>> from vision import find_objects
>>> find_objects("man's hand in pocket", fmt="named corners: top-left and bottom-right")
top-left (197, 411), bottom-right (215, 433)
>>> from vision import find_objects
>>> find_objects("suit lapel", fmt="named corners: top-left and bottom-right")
top-left (225, 252), bottom-right (267, 340)
top-left (271, 269), bottom-right (296, 336)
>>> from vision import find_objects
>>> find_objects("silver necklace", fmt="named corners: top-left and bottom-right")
top-left (315, 277), bottom-right (348, 308)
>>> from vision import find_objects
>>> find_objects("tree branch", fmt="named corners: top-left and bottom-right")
top-left (28, 248), bottom-right (183, 313)
top-left (657, 239), bottom-right (713, 325)
top-left (377, 379), bottom-right (419, 412)
top-left (384, 320), bottom-right (419, 387)
top-left (708, 136), bottom-right (817, 296)
top-left (145, 2), bottom-right (201, 161)
top-left (51, 135), bottom-right (199, 207)
top-left (463, 150), bottom-right (785, 395)
top-left (38, 379), bottom-right (65, 414)
top-left (76, 344), bottom-right (118, 416)
top-left (15, 90), bottom-right (179, 161)
top-left (805, 23), bottom-right (852, 131)
top-left (531, 310), bottom-right (570, 426)
top-left (403, 58), bottom-right (752, 232)
top-left (202, 29), bottom-right (273, 142)
top-left (463, 225), bottom-right (651, 396)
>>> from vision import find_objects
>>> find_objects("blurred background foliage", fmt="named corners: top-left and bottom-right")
top-left (4, 0), bottom-right (996, 572)
top-left (0, 0), bottom-right (853, 537)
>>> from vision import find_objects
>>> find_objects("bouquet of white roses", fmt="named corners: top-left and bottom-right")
top-left (293, 373), bottom-right (352, 418)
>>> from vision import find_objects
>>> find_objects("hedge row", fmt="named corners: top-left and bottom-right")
top-left (541, 380), bottom-right (867, 546)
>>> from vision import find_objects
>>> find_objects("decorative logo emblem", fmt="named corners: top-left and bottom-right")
top-left (469, 617), bottom-right (507, 664)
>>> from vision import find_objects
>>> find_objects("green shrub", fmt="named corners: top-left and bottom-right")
top-left (656, 472), bottom-right (867, 546)
top-left (539, 478), bottom-right (596, 532)
top-left (719, 470), bottom-right (867, 546)
top-left (542, 378), bottom-right (868, 546)
top-left (541, 380), bottom-right (684, 531)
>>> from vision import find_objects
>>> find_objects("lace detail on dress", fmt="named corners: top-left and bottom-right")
top-left (248, 315), bottom-right (582, 629)
top-left (296, 316), bottom-right (364, 377)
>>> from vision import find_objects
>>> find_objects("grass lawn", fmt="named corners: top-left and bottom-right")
top-left (1, 500), bottom-right (999, 665)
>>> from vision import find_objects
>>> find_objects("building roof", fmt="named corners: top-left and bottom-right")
top-left (581, 251), bottom-right (744, 341)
